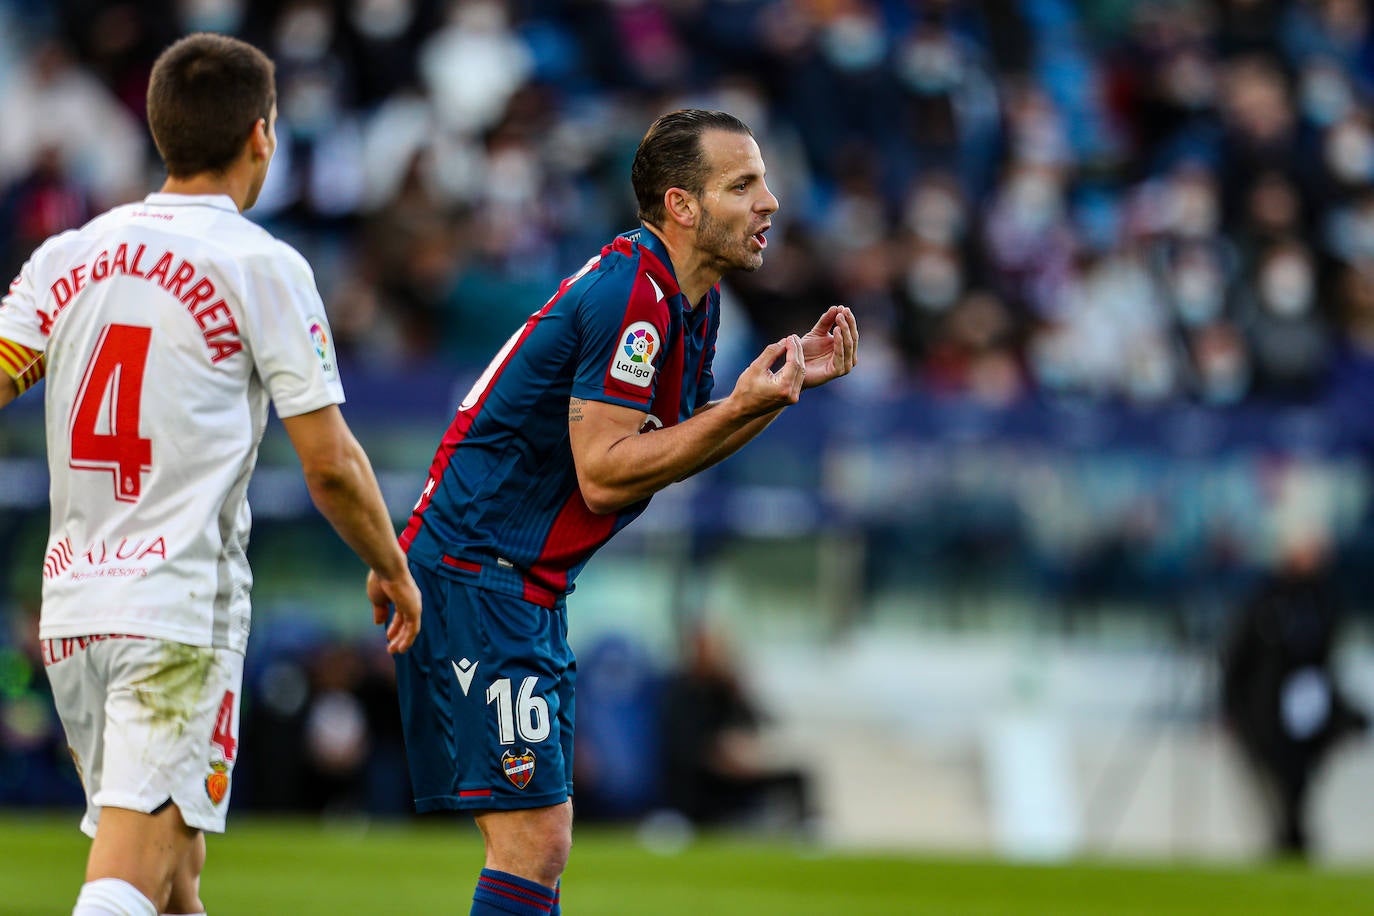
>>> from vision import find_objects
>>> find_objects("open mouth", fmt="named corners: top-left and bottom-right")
top-left (751, 225), bottom-right (770, 249)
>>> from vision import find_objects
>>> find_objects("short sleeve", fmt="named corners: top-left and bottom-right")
top-left (238, 243), bottom-right (345, 418)
top-left (571, 267), bottom-right (670, 410)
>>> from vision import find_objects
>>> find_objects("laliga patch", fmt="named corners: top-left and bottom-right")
top-left (609, 320), bottom-right (659, 388)
top-left (502, 747), bottom-right (536, 790)
top-left (205, 761), bottom-right (229, 805)
top-left (307, 317), bottom-right (338, 382)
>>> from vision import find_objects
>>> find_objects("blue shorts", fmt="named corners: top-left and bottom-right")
top-left (394, 560), bottom-right (575, 812)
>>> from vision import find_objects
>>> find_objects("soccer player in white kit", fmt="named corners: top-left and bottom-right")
top-left (0, 34), bottom-right (422, 916)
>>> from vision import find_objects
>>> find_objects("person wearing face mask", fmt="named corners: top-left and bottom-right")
top-left (1240, 238), bottom-right (1332, 401)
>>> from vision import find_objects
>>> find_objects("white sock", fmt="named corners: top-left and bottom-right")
top-left (72, 878), bottom-right (157, 916)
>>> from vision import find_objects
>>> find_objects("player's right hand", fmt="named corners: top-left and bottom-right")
top-left (730, 335), bottom-right (805, 416)
top-left (368, 568), bottom-right (422, 654)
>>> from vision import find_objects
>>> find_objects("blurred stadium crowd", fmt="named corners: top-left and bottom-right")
top-left (7, 0), bottom-right (1374, 407)
top-left (6, 0), bottom-right (1374, 832)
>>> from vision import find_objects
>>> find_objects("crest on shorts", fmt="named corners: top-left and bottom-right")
top-left (501, 747), bottom-right (536, 790)
top-left (205, 761), bottom-right (229, 805)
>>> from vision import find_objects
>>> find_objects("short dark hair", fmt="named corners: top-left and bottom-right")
top-left (631, 109), bottom-right (754, 226)
top-left (147, 33), bottom-right (276, 179)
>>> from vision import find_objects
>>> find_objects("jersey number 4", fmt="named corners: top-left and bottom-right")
top-left (69, 324), bottom-right (153, 502)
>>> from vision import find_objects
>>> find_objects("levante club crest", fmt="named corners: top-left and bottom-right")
top-left (502, 747), bottom-right (536, 790)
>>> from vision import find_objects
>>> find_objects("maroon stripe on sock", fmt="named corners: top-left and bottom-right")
top-left (480, 876), bottom-right (555, 906)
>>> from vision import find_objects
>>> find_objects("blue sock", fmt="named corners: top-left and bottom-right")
top-left (471, 868), bottom-right (556, 915)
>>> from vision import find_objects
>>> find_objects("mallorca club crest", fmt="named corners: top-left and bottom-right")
top-left (205, 761), bottom-right (229, 805)
top-left (501, 747), bottom-right (536, 790)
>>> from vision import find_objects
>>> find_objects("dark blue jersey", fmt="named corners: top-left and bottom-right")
top-left (400, 227), bottom-right (720, 606)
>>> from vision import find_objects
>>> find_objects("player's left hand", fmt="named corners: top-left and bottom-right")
top-left (799, 305), bottom-right (858, 389)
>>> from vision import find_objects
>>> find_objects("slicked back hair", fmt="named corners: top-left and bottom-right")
top-left (631, 109), bottom-right (754, 227)
top-left (147, 33), bottom-right (275, 179)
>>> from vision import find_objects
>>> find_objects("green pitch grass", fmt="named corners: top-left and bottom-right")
top-left (1, 813), bottom-right (1371, 915)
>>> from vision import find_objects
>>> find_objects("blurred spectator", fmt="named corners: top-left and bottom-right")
top-left (420, 0), bottom-right (531, 136)
top-left (0, 38), bottom-right (144, 209)
top-left (1237, 236), bottom-right (1333, 400)
top-left (1220, 527), bottom-right (1370, 857)
top-left (0, 147), bottom-right (93, 284)
top-left (921, 289), bottom-right (1027, 406)
top-left (658, 621), bottom-right (813, 833)
top-left (239, 633), bottom-right (411, 817)
top-left (1217, 54), bottom-right (1303, 206)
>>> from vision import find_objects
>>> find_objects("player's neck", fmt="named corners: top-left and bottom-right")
top-left (159, 168), bottom-right (255, 213)
top-left (643, 223), bottom-right (718, 308)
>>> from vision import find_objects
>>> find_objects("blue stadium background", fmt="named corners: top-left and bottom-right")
top-left (3, 0), bottom-right (1374, 859)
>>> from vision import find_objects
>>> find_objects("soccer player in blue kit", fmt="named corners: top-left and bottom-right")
top-left (383, 109), bottom-right (858, 915)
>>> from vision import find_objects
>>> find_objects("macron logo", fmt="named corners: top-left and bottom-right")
top-left (452, 658), bottom-right (479, 696)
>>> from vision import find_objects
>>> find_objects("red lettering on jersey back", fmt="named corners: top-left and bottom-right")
top-left (207, 338), bottom-right (243, 363)
top-left (194, 300), bottom-right (232, 331)
top-left (165, 260), bottom-right (195, 297)
top-left (127, 243), bottom-right (148, 277)
top-left (45, 243), bottom-right (244, 363)
top-left (51, 277), bottom-right (71, 309)
top-left (181, 278), bottom-right (215, 312)
top-left (144, 251), bottom-right (173, 286)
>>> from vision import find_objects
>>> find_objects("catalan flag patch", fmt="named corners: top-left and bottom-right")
top-left (0, 337), bottom-right (44, 393)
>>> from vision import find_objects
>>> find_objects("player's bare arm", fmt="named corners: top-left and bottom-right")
top-left (570, 335), bottom-right (805, 514)
top-left (281, 404), bottom-right (421, 653)
top-left (0, 372), bottom-right (17, 409)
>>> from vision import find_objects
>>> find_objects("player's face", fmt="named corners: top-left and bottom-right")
top-left (243, 103), bottom-right (278, 211)
top-left (693, 130), bottom-right (778, 274)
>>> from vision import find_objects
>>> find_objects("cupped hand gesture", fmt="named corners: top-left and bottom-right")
top-left (799, 305), bottom-right (858, 389)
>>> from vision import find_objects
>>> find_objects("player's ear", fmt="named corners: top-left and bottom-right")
top-left (664, 187), bottom-right (696, 229)
top-left (247, 117), bottom-right (271, 162)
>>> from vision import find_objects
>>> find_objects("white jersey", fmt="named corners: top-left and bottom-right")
top-left (0, 193), bottom-right (344, 652)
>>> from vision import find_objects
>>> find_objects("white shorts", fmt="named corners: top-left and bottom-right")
top-left (44, 635), bottom-right (244, 837)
